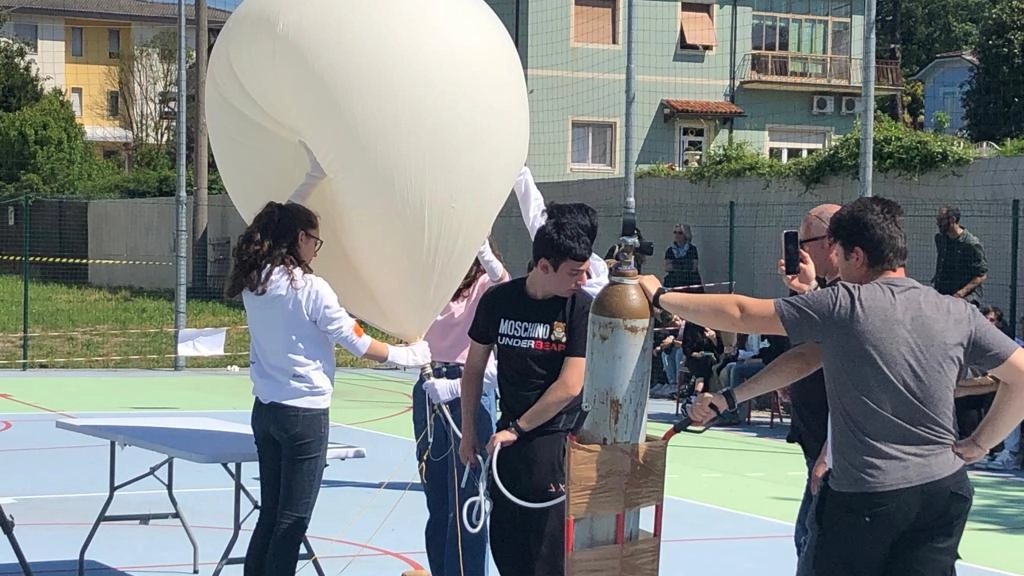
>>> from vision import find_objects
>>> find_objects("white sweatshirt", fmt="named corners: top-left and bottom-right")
top-left (513, 166), bottom-right (609, 298)
top-left (243, 266), bottom-right (373, 409)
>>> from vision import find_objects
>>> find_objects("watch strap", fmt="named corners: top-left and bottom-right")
top-left (510, 419), bottom-right (526, 436)
top-left (722, 387), bottom-right (738, 411)
top-left (652, 287), bottom-right (668, 309)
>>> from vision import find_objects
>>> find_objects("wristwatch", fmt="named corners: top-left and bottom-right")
top-left (508, 419), bottom-right (526, 437)
top-left (721, 388), bottom-right (738, 411)
top-left (652, 286), bottom-right (668, 309)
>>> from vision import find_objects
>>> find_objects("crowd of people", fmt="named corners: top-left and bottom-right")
top-left (226, 167), bottom-right (1023, 576)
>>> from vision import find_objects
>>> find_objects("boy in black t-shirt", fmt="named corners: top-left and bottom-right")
top-left (459, 217), bottom-right (595, 576)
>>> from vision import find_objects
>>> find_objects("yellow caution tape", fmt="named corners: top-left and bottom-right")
top-left (0, 255), bottom-right (173, 266)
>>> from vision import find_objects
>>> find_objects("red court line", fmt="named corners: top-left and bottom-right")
top-left (0, 421), bottom-right (10, 433)
top-left (336, 378), bottom-right (414, 426)
top-left (0, 553), bottom-right (425, 576)
top-left (0, 393), bottom-right (76, 419)
top-left (343, 406), bottom-right (413, 427)
top-left (15, 521), bottom-right (425, 571)
top-left (344, 379), bottom-right (414, 400)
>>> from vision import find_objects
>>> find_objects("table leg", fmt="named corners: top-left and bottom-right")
top-left (165, 459), bottom-right (201, 574)
top-left (77, 441), bottom-right (200, 576)
top-left (213, 463), bottom-right (326, 576)
top-left (211, 463), bottom-right (243, 576)
top-left (0, 502), bottom-right (33, 576)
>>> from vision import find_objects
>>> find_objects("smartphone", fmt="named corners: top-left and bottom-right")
top-left (783, 230), bottom-right (800, 275)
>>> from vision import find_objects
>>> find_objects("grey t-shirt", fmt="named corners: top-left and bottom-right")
top-left (775, 276), bottom-right (1018, 493)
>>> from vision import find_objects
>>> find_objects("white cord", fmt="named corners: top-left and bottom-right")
top-left (434, 402), bottom-right (565, 536)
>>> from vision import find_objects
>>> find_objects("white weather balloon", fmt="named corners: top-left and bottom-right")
top-left (206, 0), bottom-right (530, 342)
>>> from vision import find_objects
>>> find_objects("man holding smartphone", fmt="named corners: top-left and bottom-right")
top-left (645, 196), bottom-right (1024, 575)
top-left (777, 203), bottom-right (841, 574)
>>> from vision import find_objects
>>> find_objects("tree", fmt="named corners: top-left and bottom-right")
top-left (963, 0), bottom-right (1024, 142)
top-left (876, 0), bottom-right (988, 77)
top-left (0, 37), bottom-right (44, 114)
top-left (0, 90), bottom-right (113, 196)
top-left (109, 29), bottom-right (185, 149)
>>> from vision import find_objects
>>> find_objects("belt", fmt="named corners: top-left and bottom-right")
top-left (498, 409), bottom-right (586, 435)
top-left (429, 362), bottom-right (463, 380)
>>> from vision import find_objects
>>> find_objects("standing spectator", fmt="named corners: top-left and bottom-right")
top-left (932, 205), bottom-right (987, 306)
top-left (664, 224), bottom-right (703, 290)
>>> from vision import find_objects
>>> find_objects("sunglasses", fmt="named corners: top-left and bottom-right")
top-left (799, 234), bottom-right (827, 247)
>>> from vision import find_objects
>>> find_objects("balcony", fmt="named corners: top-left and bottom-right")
top-left (737, 52), bottom-right (903, 94)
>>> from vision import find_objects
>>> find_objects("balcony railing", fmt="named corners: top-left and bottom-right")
top-left (737, 52), bottom-right (903, 89)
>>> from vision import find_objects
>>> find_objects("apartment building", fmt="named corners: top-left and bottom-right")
top-left (487, 0), bottom-right (903, 181)
top-left (0, 0), bottom-right (229, 152)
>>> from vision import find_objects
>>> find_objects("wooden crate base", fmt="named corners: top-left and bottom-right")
top-left (565, 435), bottom-right (667, 576)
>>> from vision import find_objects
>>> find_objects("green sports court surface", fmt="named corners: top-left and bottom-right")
top-left (0, 369), bottom-right (1020, 575)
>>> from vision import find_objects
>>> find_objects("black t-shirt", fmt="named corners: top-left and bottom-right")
top-left (468, 277), bottom-right (593, 431)
top-left (785, 277), bottom-right (834, 461)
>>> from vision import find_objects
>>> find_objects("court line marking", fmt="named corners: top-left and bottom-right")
top-left (5, 408), bottom-right (1021, 576)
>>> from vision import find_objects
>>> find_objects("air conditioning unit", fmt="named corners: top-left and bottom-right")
top-left (841, 96), bottom-right (862, 115)
top-left (811, 95), bottom-right (834, 115)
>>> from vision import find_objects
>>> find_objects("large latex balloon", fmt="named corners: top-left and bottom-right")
top-left (206, 0), bottom-right (529, 342)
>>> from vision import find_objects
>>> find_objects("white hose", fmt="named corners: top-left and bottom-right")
top-left (433, 402), bottom-right (565, 536)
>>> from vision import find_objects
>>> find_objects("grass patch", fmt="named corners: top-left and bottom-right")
top-left (0, 274), bottom-right (395, 370)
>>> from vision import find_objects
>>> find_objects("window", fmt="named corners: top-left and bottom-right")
top-left (573, 0), bottom-right (617, 45)
top-left (751, 1), bottom-right (851, 56)
top-left (941, 88), bottom-right (959, 119)
top-left (108, 29), bottom-right (121, 58)
top-left (571, 121), bottom-right (615, 170)
top-left (12, 22), bottom-right (38, 54)
top-left (679, 3), bottom-right (716, 51)
top-left (70, 27), bottom-right (84, 57)
top-left (678, 124), bottom-right (708, 167)
top-left (766, 127), bottom-right (828, 162)
top-left (70, 88), bottom-right (83, 117)
top-left (106, 91), bottom-right (120, 118)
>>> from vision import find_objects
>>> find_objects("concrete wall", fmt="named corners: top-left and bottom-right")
top-left (87, 194), bottom-right (246, 290)
top-left (84, 156), bottom-right (1024, 329)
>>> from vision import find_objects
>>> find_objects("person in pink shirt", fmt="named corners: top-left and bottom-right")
top-left (411, 238), bottom-right (508, 576)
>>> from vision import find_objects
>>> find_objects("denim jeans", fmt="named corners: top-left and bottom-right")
top-left (794, 457), bottom-right (816, 555)
top-left (244, 398), bottom-right (329, 576)
top-left (795, 463), bottom-right (823, 576)
top-left (412, 370), bottom-right (497, 576)
top-left (661, 347), bottom-right (683, 386)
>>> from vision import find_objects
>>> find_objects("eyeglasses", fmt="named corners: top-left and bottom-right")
top-left (307, 233), bottom-right (323, 254)
top-left (799, 234), bottom-right (827, 247)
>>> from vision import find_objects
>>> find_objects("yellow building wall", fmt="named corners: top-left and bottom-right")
top-left (63, 19), bottom-right (131, 128)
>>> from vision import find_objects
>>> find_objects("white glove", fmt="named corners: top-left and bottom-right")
top-left (424, 377), bottom-right (461, 404)
top-left (386, 340), bottom-right (431, 368)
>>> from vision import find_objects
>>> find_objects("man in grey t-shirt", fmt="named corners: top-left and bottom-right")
top-left (642, 196), bottom-right (1024, 575)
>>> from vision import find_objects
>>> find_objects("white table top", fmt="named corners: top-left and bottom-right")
top-left (55, 416), bottom-right (366, 465)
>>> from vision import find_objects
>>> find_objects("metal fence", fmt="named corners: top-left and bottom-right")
top-left (3, 173), bottom-right (1023, 369)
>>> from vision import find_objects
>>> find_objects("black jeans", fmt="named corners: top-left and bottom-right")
top-left (812, 467), bottom-right (973, 576)
top-left (488, 430), bottom-right (568, 576)
top-left (244, 399), bottom-right (329, 576)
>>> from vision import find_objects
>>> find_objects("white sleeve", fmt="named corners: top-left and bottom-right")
top-left (483, 353), bottom-right (499, 394)
top-left (288, 140), bottom-right (327, 205)
top-left (581, 253), bottom-right (609, 298)
top-left (477, 241), bottom-right (506, 282)
top-left (513, 166), bottom-right (547, 240)
top-left (308, 278), bottom-right (374, 357)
